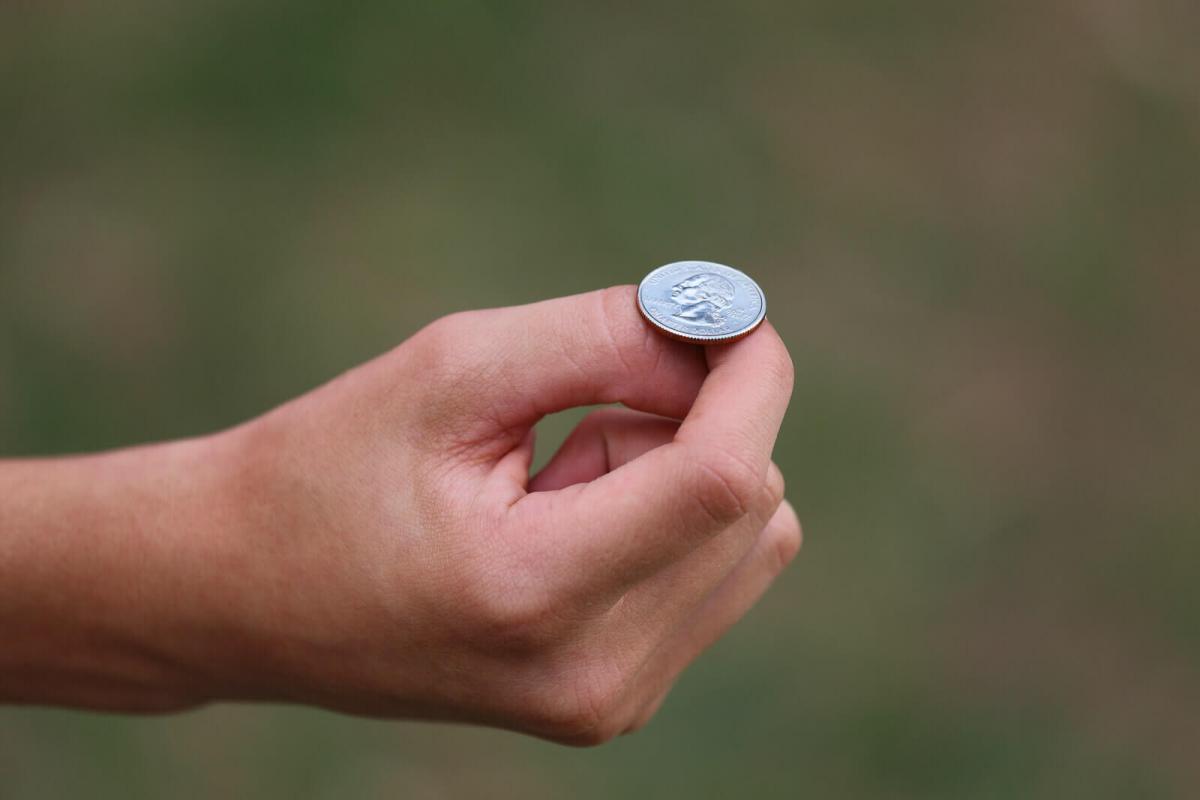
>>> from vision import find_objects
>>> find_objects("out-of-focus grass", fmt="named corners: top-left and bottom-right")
top-left (2, 2), bottom-right (1198, 797)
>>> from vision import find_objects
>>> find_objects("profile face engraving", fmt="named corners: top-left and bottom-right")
top-left (670, 273), bottom-right (736, 327)
top-left (637, 260), bottom-right (765, 343)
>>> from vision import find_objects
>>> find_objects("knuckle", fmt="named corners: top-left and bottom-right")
top-left (623, 715), bottom-right (650, 735)
top-left (760, 462), bottom-right (787, 518)
top-left (768, 510), bottom-right (803, 571)
top-left (624, 693), bottom-right (668, 736)
top-left (404, 312), bottom-right (473, 385)
top-left (597, 285), bottom-right (638, 335)
top-left (459, 564), bottom-right (569, 651)
top-left (761, 328), bottom-right (795, 395)
top-left (775, 345), bottom-right (796, 394)
top-left (402, 311), bottom-right (499, 441)
top-left (483, 591), bottom-right (564, 649)
top-left (413, 311), bottom-right (466, 354)
top-left (690, 447), bottom-right (765, 527)
top-left (532, 659), bottom-right (629, 746)
top-left (596, 285), bottom-right (649, 374)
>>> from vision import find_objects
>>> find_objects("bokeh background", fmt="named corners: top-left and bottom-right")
top-left (2, 2), bottom-right (1198, 797)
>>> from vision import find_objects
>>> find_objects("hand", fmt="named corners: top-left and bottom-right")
top-left (0, 285), bottom-right (799, 745)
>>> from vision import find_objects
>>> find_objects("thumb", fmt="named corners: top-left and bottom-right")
top-left (426, 286), bottom-right (709, 431)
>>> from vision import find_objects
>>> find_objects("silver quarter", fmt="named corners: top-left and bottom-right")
top-left (636, 261), bottom-right (766, 344)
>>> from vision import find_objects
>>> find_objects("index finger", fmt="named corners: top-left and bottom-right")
top-left (515, 319), bottom-right (794, 598)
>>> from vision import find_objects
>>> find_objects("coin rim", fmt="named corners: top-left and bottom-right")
top-left (636, 261), bottom-right (767, 344)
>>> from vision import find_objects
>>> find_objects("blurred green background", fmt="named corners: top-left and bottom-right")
top-left (2, 2), bottom-right (1198, 797)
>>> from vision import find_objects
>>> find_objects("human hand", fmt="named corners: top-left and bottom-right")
top-left (0, 285), bottom-right (798, 745)
top-left (203, 285), bottom-right (800, 743)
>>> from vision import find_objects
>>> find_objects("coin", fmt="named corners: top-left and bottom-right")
top-left (636, 261), bottom-right (766, 344)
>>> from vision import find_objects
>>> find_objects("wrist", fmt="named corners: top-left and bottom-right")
top-left (139, 426), bottom-right (276, 706)
top-left (97, 429), bottom-right (275, 709)
top-left (150, 419), bottom-right (331, 708)
top-left (180, 413), bottom-right (395, 711)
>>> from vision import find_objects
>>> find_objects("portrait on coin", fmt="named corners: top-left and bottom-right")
top-left (670, 273), bottom-right (736, 327)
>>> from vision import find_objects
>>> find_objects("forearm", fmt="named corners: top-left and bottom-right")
top-left (0, 434), bottom-right (251, 711)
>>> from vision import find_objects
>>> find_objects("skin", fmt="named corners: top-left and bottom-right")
top-left (0, 285), bottom-right (800, 745)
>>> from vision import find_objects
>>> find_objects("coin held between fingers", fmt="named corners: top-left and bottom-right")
top-left (636, 261), bottom-right (767, 345)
